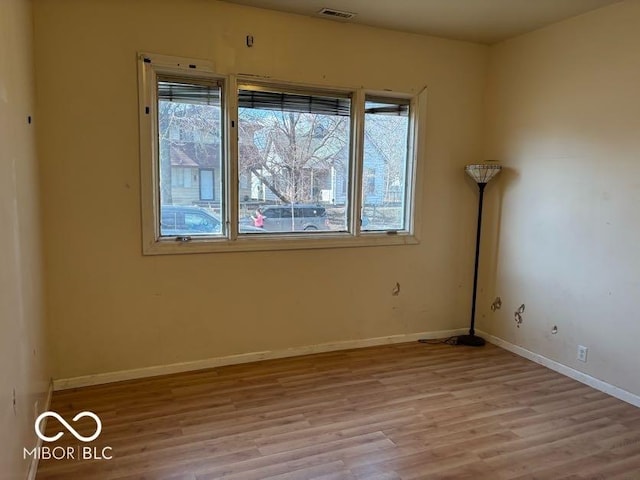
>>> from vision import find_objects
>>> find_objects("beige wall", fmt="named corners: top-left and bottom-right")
top-left (33, 0), bottom-right (488, 379)
top-left (481, 0), bottom-right (640, 396)
top-left (0, 0), bottom-right (50, 476)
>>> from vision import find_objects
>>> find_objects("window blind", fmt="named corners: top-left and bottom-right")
top-left (158, 79), bottom-right (222, 105)
top-left (365, 97), bottom-right (410, 116)
top-left (238, 88), bottom-right (351, 116)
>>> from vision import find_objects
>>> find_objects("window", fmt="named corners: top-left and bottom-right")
top-left (238, 85), bottom-right (350, 234)
top-left (362, 97), bottom-right (411, 232)
top-left (364, 167), bottom-right (376, 195)
top-left (155, 75), bottom-right (224, 237)
top-left (139, 53), bottom-right (421, 254)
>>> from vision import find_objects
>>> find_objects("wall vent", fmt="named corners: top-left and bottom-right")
top-left (318, 8), bottom-right (356, 20)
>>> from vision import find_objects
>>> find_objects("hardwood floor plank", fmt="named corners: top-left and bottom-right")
top-left (36, 343), bottom-right (640, 479)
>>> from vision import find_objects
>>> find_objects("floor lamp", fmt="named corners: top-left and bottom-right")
top-left (457, 163), bottom-right (502, 347)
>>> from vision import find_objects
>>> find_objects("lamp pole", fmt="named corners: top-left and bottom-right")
top-left (457, 164), bottom-right (501, 347)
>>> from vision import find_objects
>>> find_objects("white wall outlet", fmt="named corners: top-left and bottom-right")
top-left (577, 345), bottom-right (588, 362)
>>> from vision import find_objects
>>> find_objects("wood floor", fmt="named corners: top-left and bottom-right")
top-left (37, 342), bottom-right (640, 480)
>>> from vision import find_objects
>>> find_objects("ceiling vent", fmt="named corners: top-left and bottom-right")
top-left (317, 8), bottom-right (356, 20)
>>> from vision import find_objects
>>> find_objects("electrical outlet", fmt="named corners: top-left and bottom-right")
top-left (577, 345), bottom-right (588, 362)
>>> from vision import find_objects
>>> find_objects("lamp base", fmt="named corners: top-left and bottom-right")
top-left (457, 334), bottom-right (486, 347)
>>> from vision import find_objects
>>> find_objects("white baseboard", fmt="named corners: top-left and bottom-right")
top-left (26, 380), bottom-right (53, 480)
top-left (53, 329), bottom-right (468, 391)
top-left (52, 329), bottom-right (640, 409)
top-left (480, 331), bottom-right (640, 408)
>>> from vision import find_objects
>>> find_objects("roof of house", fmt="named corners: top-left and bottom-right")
top-left (169, 143), bottom-right (220, 168)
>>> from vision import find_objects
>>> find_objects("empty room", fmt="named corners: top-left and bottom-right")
top-left (2, 0), bottom-right (640, 478)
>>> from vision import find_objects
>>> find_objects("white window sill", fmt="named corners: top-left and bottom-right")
top-left (142, 231), bottom-right (419, 255)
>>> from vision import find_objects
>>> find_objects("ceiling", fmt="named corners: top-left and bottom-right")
top-left (220, 0), bottom-right (621, 44)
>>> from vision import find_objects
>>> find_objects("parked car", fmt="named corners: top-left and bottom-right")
top-left (161, 205), bottom-right (221, 236)
top-left (257, 204), bottom-right (329, 232)
top-left (160, 205), bottom-right (263, 236)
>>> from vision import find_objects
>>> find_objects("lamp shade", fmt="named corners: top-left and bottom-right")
top-left (465, 164), bottom-right (502, 184)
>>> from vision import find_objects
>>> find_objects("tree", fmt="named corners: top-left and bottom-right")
top-left (157, 98), bottom-right (350, 207)
top-left (238, 109), bottom-right (349, 204)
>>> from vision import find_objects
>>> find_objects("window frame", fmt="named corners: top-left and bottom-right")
top-left (361, 94), bottom-right (416, 234)
top-left (139, 53), bottom-right (424, 255)
top-left (236, 80), bottom-right (355, 236)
